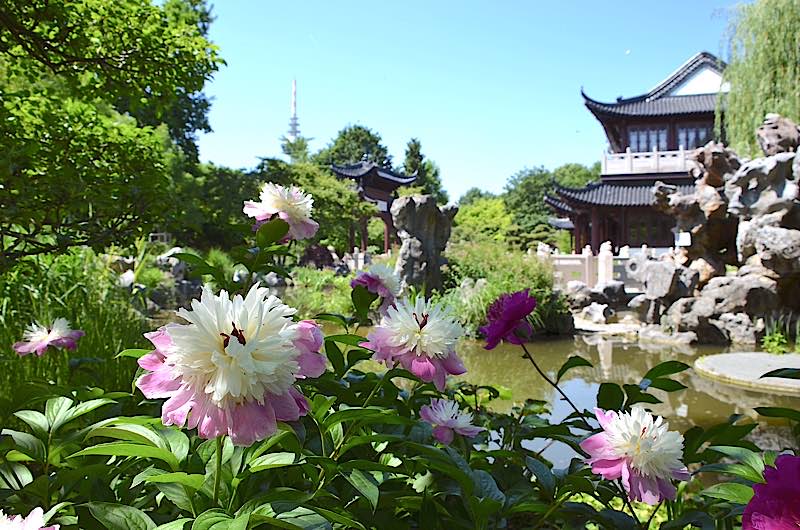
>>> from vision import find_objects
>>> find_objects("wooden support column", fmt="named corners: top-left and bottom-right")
top-left (360, 217), bottom-right (368, 251)
top-left (383, 218), bottom-right (390, 254)
top-left (591, 208), bottom-right (601, 252)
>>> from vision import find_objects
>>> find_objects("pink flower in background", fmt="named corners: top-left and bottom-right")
top-left (351, 264), bottom-right (401, 315)
top-left (0, 507), bottom-right (59, 529)
top-left (581, 407), bottom-right (690, 505)
top-left (136, 284), bottom-right (313, 446)
top-left (480, 289), bottom-right (537, 350)
top-left (420, 398), bottom-right (484, 444)
top-left (243, 182), bottom-right (319, 240)
top-left (293, 320), bottom-right (327, 378)
top-left (13, 318), bottom-right (84, 357)
top-left (361, 297), bottom-right (466, 391)
top-left (743, 454), bottom-right (800, 529)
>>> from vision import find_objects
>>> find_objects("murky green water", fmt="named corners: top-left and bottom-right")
top-left (457, 335), bottom-right (800, 429)
top-left (455, 335), bottom-right (800, 465)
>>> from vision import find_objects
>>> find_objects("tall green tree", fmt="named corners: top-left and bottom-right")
top-left (458, 188), bottom-right (495, 206)
top-left (115, 0), bottom-right (220, 161)
top-left (0, 0), bottom-right (220, 270)
top-left (553, 162), bottom-right (600, 188)
top-left (452, 197), bottom-right (513, 243)
top-left (281, 135), bottom-right (311, 163)
top-left (401, 138), bottom-right (449, 204)
top-left (720, 0), bottom-right (800, 155)
top-left (501, 162), bottom-right (598, 250)
top-left (313, 125), bottom-right (392, 167)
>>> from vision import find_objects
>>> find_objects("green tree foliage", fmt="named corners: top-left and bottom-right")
top-left (553, 161), bottom-right (601, 188)
top-left (313, 125), bottom-right (392, 167)
top-left (251, 159), bottom-right (376, 251)
top-left (503, 163), bottom-right (598, 250)
top-left (115, 0), bottom-right (220, 161)
top-left (452, 197), bottom-right (513, 243)
top-left (0, 0), bottom-right (220, 271)
top-left (281, 135), bottom-right (311, 163)
top-left (168, 164), bottom-right (259, 249)
top-left (721, 0), bottom-right (800, 156)
top-left (401, 138), bottom-right (449, 204)
top-left (458, 187), bottom-right (496, 206)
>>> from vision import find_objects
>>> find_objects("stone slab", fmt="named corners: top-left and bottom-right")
top-left (573, 317), bottom-right (639, 336)
top-left (694, 353), bottom-right (800, 397)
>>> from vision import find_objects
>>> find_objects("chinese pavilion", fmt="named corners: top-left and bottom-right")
top-left (547, 51), bottom-right (728, 252)
top-left (330, 161), bottom-right (417, 253)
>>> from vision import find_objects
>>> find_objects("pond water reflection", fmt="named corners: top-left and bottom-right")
top-left (455, 335), bottom-right (800, 465)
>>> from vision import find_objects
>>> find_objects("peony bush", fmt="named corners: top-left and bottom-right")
top-left (1, 184), bottom-right (797, 529)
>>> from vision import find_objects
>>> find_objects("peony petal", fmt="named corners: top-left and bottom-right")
top-left (440, 351), bottom-right (467, 376)
top-left (297, 351), bottom-right (327, 379)
top-left (432, 425), bottom-right (455, 445)
top-left (229, 400), bottom-right (277, 446)
top-left (269, 391), bottom-right (301, 422)
top-left (136, 368), bottom-right (181, 399)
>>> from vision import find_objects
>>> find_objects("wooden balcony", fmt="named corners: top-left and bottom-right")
top-left (602, 147), bottom-right (698, 175)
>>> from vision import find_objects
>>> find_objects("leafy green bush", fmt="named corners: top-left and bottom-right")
top-left (762, 331), bottom-right (789, 354)
top-left (439, 240), bottom-right (569, 335)
top-left (0, 249), bottom-right (149, 404)
top-left (284, 267), bottom-right (354, 319)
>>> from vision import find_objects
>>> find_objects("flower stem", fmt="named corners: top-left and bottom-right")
top-left (645, 501), bottom-right (663, 529)
top-left (519, 343), bottom-right (588, 428)
top-left (213, 436), bottom-right (224, 506)
top-left (615, 479), bottom-right (643, 528)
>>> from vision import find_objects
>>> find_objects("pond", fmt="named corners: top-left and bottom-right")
top-left (455, 334), bottom-right (800, 466)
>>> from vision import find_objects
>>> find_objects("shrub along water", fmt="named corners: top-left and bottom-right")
top-left (439, 240), bottom-right (569, 335)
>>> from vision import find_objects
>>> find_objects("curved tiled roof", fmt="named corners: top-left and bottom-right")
top-left (544, 194), bottom-right (572, 214)
top-left (330, 161), bottom-right (417, 185)
top-left (582, 51), bottom-right (725, 118)
top-left (554, 181), bottom-right (695, 207)
top-left (583, 93), bottom-right (719, 117)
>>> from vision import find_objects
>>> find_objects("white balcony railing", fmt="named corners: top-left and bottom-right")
top-left (602, 147), bottom-right (699, 175)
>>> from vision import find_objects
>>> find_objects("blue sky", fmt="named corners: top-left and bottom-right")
top-left (197, 1), bottom-right (735, 201)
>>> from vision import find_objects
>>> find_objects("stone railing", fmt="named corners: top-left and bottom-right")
top-left (535, 243), bottom-right (672, 291)
top-left (602, 147), bottom-right (698, 175)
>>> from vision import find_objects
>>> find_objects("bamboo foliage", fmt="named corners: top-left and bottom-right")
top-left (718, 0), bottom-right (800, 156)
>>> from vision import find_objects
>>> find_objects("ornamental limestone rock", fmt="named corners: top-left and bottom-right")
top-left (391, 195), bottom-right (458, 295)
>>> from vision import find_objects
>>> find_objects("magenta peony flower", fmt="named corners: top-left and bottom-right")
top-left (292, 320), bottom-right (327, 379)
top-left (243, 183), bottom-right (319, 240)
top-left (13, 318), bottom-right (84, 357)
top-left (0, 507), bottom-right (59, 529)
top-left (743, 454), bottom-right (800, 529)
top-left (479, 289), bottom-right (537, 350)
top-left (420, 398), bottom-right (485, 445)
top-left (580, 407), bottom-right (690, 505)
top-left (361, 297), bottom-right (466, 391)
top-left (351, 264), bottom-right (401, 316)
top-left (136, 285), bottom-right (320, 446)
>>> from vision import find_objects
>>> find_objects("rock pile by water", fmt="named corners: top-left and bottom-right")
top-left (630, 114), bottom-right (800, 345)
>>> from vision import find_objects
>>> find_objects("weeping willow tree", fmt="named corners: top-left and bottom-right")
top-left (719, 0), bottom-right (800, 156)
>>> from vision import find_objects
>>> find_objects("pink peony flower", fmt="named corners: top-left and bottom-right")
top-left (293, 320), bottom-right (327, 379)
top-left (479, 289), bottom-right (537, 350)
top-left (361, 297), bottom-right (466, 391)
top-left (13, 318), bottom-right (84, 357)
top-left (351, 264), bottom-right (401, 316)
top-left (136, 284), bottom-right (316, 446)
top-left (743, 454), bottom-right (800, 529)
top-left (0, 507), bottom-right (59, 529)
top-left (580, 407), bottom-right (690, 505)
top-left (243, 182), bottom-right (319, 240)
top-left (420, 398), bottom-right (485, 445)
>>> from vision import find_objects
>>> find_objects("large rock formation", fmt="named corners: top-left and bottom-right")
top-left (391, 195), bottom-right (457, 295)
top-left (634, 114), bottom-right (800, 345)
